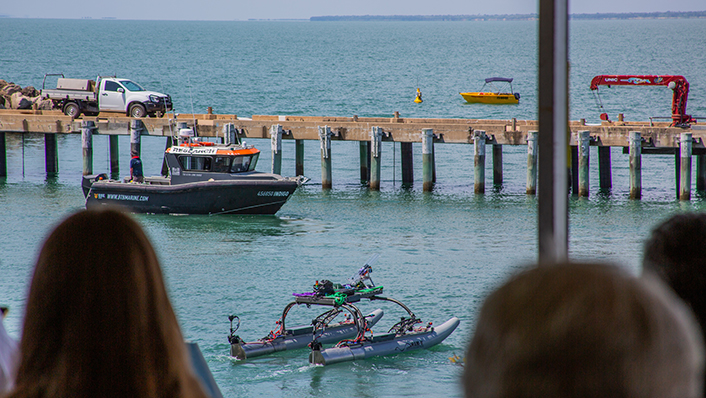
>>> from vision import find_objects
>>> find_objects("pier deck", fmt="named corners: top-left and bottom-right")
top-left (1, 109), bottom-right (705, 200)
top-left (0, 109), bottom-right (702, 147)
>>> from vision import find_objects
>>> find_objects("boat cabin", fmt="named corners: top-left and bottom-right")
top-left (164, 143), bottom-right (262, 184)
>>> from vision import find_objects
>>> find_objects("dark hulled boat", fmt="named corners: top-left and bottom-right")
top-left (82, 137), bottom-right (305, 215)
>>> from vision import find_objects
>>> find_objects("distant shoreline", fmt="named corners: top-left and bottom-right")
top-left (310, 11), bottom-right (706, 22)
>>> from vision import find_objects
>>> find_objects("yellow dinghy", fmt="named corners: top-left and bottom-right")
top-left (460, 77), bottom-right (520, 104)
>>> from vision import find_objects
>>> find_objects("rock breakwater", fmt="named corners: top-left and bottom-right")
top-left (0, 80), bottom-right (54, 110)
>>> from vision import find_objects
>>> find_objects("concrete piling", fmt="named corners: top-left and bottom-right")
top-left (697, 154), bottom-right (706, 193)
top-left (223, 123), bottom-right (238, 145)
top-left (296, 139), bottom-right (305, 176)
top-left (474, 130), bottom-right (486, 194)
top-left (422, 129), bottom-right (434, 192)
top-left (81, 120), bottom-right (95, 176)
top-left (401, 142), bottom-right (414, 185)
top-left (129, 120), bottom-right (143, 157)
top-left (318, 126), bottom-right (333, 189)
top-left (679, 132), bottom-right (692, 201)
top-left (570, 146), bottom-right (578, 195)
top-left (359, 141), bottom-right (370, 184)
top-left (110, 135), bottom-right (120, 177)
top-left (577, 130), bottom-right (590, 197)
top-left (270, 124), bottom-right (283, 175)
top-left (370, 127), bottom-right (383, 190)
top-left (493, 144), bottom-right (503, 186)
top-left (160, 136), bottom-right (172, 177)
top-left (629, 131), bottom-right (642, 200)
top-left (598, 146), bottom-right (612, 191)
top-left (0, 132), bottom-right (6, 177)
top-left (44, 133), bottom-right (58, 174)
top-left (526, 131), bottom-right (538, 195)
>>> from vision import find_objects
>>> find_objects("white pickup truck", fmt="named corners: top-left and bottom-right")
top-left (40, 74), bottom-right (173, 118)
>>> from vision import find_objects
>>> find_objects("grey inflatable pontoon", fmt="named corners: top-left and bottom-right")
top-left (229, 308), bottom-right (384, 360)
top-left (309, 316), bottom-right (460, 365)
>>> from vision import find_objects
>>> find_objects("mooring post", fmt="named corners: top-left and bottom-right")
top-left (401, 142), bottom-right (414, 185)
top-left (295, 139), bottom-right (304, 176)
top-left (318, 125), bottom-right (333, 189)
top-left (474, 130), bottom-right (486, 194)
top-left (526, 130), bottom-right (538, 195)
top-left (598, 146), bottom-right (612, 191)
top-left (82, 120), bottom-right (95, 176)
top-left (629, 131), bottom-right (642, 200)
top-left (679, 132), bottom-right (692, 201)
top-left (697, 154), bottom-right (706, 193)
top-left (359, 141), bottom-right (369, 184)
top-left (109, 135), bottom-right (120, 177)
top-left (129, 119), bottom-right (143, 157)
top-left (422, 128), bottom-right (434, 192)
top-left (370, 126), bottom-right (383, 190)
top-left (493, 144), bottom-right (503, 186)
top-left (44, 133), bottom-right (58, 174)
top-left (0, 132), bottom-right (7, 177)
top-left (577, 130), bottom-right (590, 197)
top-left (270, 124), bottom-right (283, 175)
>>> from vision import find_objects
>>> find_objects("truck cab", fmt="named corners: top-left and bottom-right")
top-left (97, 77), bottom-right (172, 118)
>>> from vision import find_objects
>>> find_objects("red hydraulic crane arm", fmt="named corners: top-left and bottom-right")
top-left (590, 75), bottom-right (692, 125)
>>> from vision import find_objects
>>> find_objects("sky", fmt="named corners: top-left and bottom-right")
top-left (0, 0), bottom-right (703, 21)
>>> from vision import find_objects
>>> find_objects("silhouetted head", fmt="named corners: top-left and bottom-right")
top-left (464, 262), bottom-right (703, 398)
top-left (8, 208), bottom-right (207, 398)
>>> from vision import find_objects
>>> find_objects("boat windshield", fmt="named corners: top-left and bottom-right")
top-left (179, 156), bottom-right (212, 171)
top-left (178, 153), bottom-right (259, 173)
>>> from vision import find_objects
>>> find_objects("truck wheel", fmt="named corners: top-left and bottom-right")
top-left (63, 102), bottom-right (81, 118)
top-left (129, 104), bottom-right (146, 118)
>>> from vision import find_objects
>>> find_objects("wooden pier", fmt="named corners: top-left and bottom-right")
top-left (1, 109), bottom-right (705, 199)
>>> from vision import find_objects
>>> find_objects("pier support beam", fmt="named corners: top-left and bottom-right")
top-left (679, 132), bottom-right (692, 201)
top-left (370, 127), bottom-right (383, 190)
top-left (296, 139), bottom-right (305, 176)
top-left (318, 126), bottom-right (333, 189)
top-left (359, 141), bottom-right (370, 184)
top-left (526, 131), bottom-right (538, 195)
top-left (401, 142), bottom-right (414, 185)
top-left (130, 120), bottom-right (143, 157)
top-left (577, 130), bottom-right (590, 197)
top-left (44, 133), bottom-right (58, 174)
top-left (110, 135), bottom-right (120, 178)
top-left (422, 128), bottom-right (434, 192)
top-left (493, 144), bottom-right (503, 186)
top-left (270, 124), bottom-right (283, 175)
top-left (629, 131), bottom-right (642, 200)
top-left (474, 130), bottom-right (486, 194)
top-left (0, 132), bottom-right (6, 177)
top-left (697, 155), bottom-right (706, 193)
top-left (598, 146), bottom-right (612, 191)
top-left (82, 121), bottom-right (95, 176)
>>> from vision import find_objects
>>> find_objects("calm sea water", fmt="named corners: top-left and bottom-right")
top-left (2, 18), bottom-right (706, 398)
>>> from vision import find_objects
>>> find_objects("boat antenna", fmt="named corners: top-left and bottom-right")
top-left (187, 75), bottom-right (198, 138)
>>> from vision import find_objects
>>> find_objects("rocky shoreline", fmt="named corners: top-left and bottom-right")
top-left (0, 80), bottom-right (54, 111)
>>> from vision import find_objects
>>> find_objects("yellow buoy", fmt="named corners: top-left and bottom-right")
top-left (414, 88), bottom-right (423, 103)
